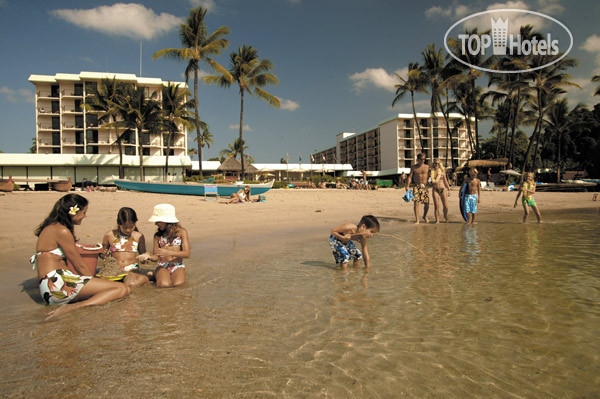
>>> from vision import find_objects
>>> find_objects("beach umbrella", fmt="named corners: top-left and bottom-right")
top-left (500, 169), bottom-right (521, 176)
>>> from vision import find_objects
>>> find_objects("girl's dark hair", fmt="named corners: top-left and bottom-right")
top-left (155, 222), bottom-right (181, 244)
top-left (117, 207), bottom-right (138, 227)
top-left (34, 193), bottom-right (88, 237)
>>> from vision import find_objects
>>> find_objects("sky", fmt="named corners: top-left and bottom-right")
top-left (0, 0), bottom-right (598, 162)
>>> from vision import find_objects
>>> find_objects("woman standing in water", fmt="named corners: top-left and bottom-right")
top-left (430, 159), bottom-right (451, 223)
top-left (32, 194), bottom-right (129, 320)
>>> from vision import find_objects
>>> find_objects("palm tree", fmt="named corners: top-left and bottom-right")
top-left (593, 75), bottom-right (600, 96)
top-left (392, 62), bottom-right (429, 151)
top-left (160, 82), bottom-right (195, 180)
top-left (152, 7), bottom-right (230, 176)
top-left (83, 78), bottom-right (127, 178)
top-left (111, 85), bottom-right (162, 180)
top-left (544, 99), bottom-right (585, 182)
top-left (205, 45), bottom-right (280, 178)
top-left (219, 137), bottom-right (247, 160)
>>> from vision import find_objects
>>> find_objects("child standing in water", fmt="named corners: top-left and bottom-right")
top-left (101, 207), bottom-right (150, 287)
top-left (461, 168), bottom-right (481, 224)
top-left (138, 204), bottom-right (190, 288)
top-left (514, 172), bottom-right (542, 223)
top-left (330, 215), bottom-right (380, 270)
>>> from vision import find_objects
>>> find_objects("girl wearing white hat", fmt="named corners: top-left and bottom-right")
top-left (138, 204), bottom-right (190, 288)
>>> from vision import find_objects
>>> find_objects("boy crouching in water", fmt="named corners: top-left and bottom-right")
top-left (330, 215), bottom-right (380, 270)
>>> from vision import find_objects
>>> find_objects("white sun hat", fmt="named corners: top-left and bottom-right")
top-left (148, 204), bottom-right (179, 223)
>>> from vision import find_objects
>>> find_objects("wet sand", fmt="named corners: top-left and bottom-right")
top-left (0, 188), bottom-right (597, 307)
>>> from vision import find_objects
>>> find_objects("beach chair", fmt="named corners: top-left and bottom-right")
top-left (203, 185), bottom-right (220, 201)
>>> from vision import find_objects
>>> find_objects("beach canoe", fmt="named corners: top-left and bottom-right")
top-left (52, 177), bottom-right (73, 192)
top-left (113, 179), bottom-right (274, 197)
top-left (0, 175), bottom-right (14, 192)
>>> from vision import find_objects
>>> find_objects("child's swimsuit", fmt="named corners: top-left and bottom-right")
top-left (30, 247), bottom-right (91, 305)
top-left (110, 234), bottom-right (140, 272)
top-left (157, 235), bottom-right (185, 273)
top-left (465, 194), bottom-right (478, 214)
top-left (522, 182), bottom-right (537, 207)
top-left (329, 234), bottom-right (362, 264)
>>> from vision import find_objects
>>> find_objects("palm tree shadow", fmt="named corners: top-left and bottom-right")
top-left (20, 277), bottom-right (44, 304)
top-left (301, 261), bottom-right (337, 270)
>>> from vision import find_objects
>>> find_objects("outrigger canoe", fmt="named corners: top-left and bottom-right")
top-left (113, 179), bottom-right (274, 197)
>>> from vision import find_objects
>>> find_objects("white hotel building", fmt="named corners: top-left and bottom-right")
top-left (313, 113), bottom-right (474, 176)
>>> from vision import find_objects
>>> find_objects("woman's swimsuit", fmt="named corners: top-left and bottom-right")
top-left (157, 235), bottom-right (185, 273)
top-left (522, 182), bottom-right (537, 207)
top-left (431, 169), bottom-right (445, 195)
top-left (30, 247), bottom-right (91, 305)
top-left (110, 233), bottom-right (140, 272)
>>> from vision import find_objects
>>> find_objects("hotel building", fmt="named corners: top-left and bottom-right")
top-left (28, 71), bottom-right (188, 157)
top-left (313, 113), bottom-right (474, 176)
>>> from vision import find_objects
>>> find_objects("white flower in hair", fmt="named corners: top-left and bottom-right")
top-left (69, 205), bottom-right (80, 215)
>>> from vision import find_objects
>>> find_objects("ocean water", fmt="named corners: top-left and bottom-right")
top-left (1, 209), bottom-right (599, 398)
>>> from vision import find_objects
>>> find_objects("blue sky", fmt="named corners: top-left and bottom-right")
top-left (1, 0), bottom-right (598, 162)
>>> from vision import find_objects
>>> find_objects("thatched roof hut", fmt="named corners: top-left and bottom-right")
top-left (217, 157), bottom-right (258, 175)
top-left (466, 158), bottom-right (509, 168)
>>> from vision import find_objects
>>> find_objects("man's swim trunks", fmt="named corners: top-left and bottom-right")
top-left (329, 234), bottom-right (362, 264)
top-left (411, 184), bottom-right (429, 203)
top-left (465, 194), bottom-right (478, 214)
top-left (39, 269), bottom-right (91, 305)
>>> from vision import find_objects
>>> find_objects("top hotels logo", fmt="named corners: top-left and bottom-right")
top-left (444, 9), bottom-right (573, 73)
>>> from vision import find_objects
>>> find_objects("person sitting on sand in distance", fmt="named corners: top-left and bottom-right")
top-left (138, 204), bottom-right (190, 288)
top-left (514, 172), bottom-right (542, 223)
top-left (228, 185), bottom-right (252, 203)
top-left (31, 193), bottom-right (129, 320)
top-left (430, 159), bottom-right (451, 223)
top-left (329, 215), bottom-right (380, 270)
top-left (100, 207), bottom-right (150, 287)
top-left (461, 168), bottom-right (481, 225)
top-left (405, 152), bottom-right (430, 224)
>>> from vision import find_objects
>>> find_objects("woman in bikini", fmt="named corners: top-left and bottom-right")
top-left (101, 207), bottom-right (150, 287)
top-left (430, 159), bottom-right (451, 223)
top-left (32, 194), bottom-right (129, 320)
top-left (228, 186), bottom-right (252, 203)
top-left (514, 172), bottom-right (542, 223)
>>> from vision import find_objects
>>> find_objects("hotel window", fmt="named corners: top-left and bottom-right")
top-left (75, 115), bottom-right (84, 129)
top-left (86, 130), bottom-right (98, 144)
top-left (51, 85), bottom-right (59, 98)
top-left (142, 148), bottom-right (150, 156)
top-left (420, 119), bottom-right (428, 127)
top-left (76, 147), bottom-right (84, 154)
top-left (86, 145), bottom-right (99, 154)
top-left (74, 84), bottom-right (84, 96)
top-left (404, 120), bottom-right (412, 127)
top-left (125, 146), bottom-right (135, 155)
top-left (75, 131), bottom-right (84, 145)
top-left (74, 99), bottom-right (82, 112)
top-left (52, 132), bottom-right (60, 146)
top-left (51, 101), bottom-right (60, 113)
top-left (404, 130), bottom-right (411, 138)
top-left (84, 82), bottom-right (97, 94)
top-left (52, 116), bottom-right (60, 130)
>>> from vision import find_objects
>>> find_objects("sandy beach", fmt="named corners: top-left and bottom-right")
top-left (1, 187), bottom-right (597, 306)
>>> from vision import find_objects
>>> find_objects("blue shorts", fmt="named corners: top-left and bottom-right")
top-left (465, 194), bottom-right (478, 214)
top-left (329, 234), bottom-right (362, 264)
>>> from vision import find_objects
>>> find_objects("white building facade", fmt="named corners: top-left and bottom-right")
top-left (29, 71), bottom-right (188, 157)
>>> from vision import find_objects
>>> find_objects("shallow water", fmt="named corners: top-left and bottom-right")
top-left (2, 209), bottom-right (599, 398)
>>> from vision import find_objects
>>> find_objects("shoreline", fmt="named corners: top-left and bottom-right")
top-left (1, 189), bottom-right (598, 307)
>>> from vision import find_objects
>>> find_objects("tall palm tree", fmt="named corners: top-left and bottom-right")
top-left (544, 99), bottom-right (585, 182)
top-left (205, 45), bottom-right (280, 178)
top-left (219, 137), bottom-right (247, 160)
top-left (152, 7), bottom-right (230, 176)
top-left (111, 85), bottom-right (162, 180)
top-left (392, 62), bottom-right (429, 151)
top-left (161, 82), bottom-right (195, 180)
top-left (83, 78), bottom-right (127, 178)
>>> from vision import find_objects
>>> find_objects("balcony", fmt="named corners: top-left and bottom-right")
top-left (62, 90), bottom-right (84, 98)
top-left (37, 91), bottom-right (59, 98)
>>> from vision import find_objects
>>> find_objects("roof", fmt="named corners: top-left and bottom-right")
top-left (0, 153), bottom-right (192, 167)
top-left (28, 71), bottom-right (186, 87)
top-left (217, 157), bottom-right (243, 171)
top-left (466, 159), bottom-right (509, 168)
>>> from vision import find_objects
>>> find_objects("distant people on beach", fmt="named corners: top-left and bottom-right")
top-left (430, 159), bottom-right (451, 223)
top-left (82, 178), bottom-right (95, 192)
top-left (228, 186), bottom-right (252, 203)
top-left (514, 172), bottom-right (542, 223)
top-left (100, 207), bottom-right (150, 287)
top-left (405, 152), bottom-right (430, 224)
top-left (31, 194), bottom-right (129, 320)
top-left (138, 204), bottom-right (190, 288)
top-left (461, 168), bottom-right (481, 224)
top-left (329, 215), bottom-right (380, 270)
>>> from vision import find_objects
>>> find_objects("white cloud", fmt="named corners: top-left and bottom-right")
top-left (188, 0), bottom-right (217, 13)
top-left (349, 67), bottom-right (407, 94)
top-left (536, 0), bottom-right (565, 15)
top-left (580, 34), bottom-right (600, 73)
top-left (462, 2), bottom-right (548, 35)
top-left (278, 97), bottom-right (300, 111)
top-left (564, 77), bottom-right (595, 108)
top-left (0, 87), bottom-right (34, 103)
top-left (425, 3), bottom-right (471, 19)
top-left (50, 3), bottom-right (182, 40)
top-left (229, 123), bottom-right (254, 132)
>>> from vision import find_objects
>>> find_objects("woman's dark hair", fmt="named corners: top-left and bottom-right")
top-left (34, 193), bottom-right (88, 237)
top-left (117, 207), bottom-right (138, 226)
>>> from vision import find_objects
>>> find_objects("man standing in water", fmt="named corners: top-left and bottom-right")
top-left (405, 152), bottom-right (430, 224)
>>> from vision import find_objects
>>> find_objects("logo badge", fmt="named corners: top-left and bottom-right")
top-left (444, 9), bottom-right (573, 73)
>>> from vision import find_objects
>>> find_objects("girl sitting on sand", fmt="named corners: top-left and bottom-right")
top-left (31, 194), bottom-right (129, 320)
top-left (100, 207), bottom-right (150, 287)
top-left (138, 204), bottom-right (190, 288)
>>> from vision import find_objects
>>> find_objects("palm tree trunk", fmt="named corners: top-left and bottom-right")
top-left (165, 129), bottom-right (173, 181)
top-left (471, 79), bottom-right (480, 158)
top-left (137, 127), bottom-right (144, 181)
top-left (239, 89), bottom-right (245, 179)
top-left (411, 92), bottom-right (423, 152)
top-left (465, 114), bottom-right (475, 155)
top-left (520, 88), bottom-right (543, 176)
top-left (193, 69), bottom-right (203, 177)
top-left (556, 130), bottom-right (562, 183)
top-left (437, 93), bottom-right (454, 168)
top-left (509, 89), bottom-right (521, 168)
top-left (114, 119), bottom-right (124, 179)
